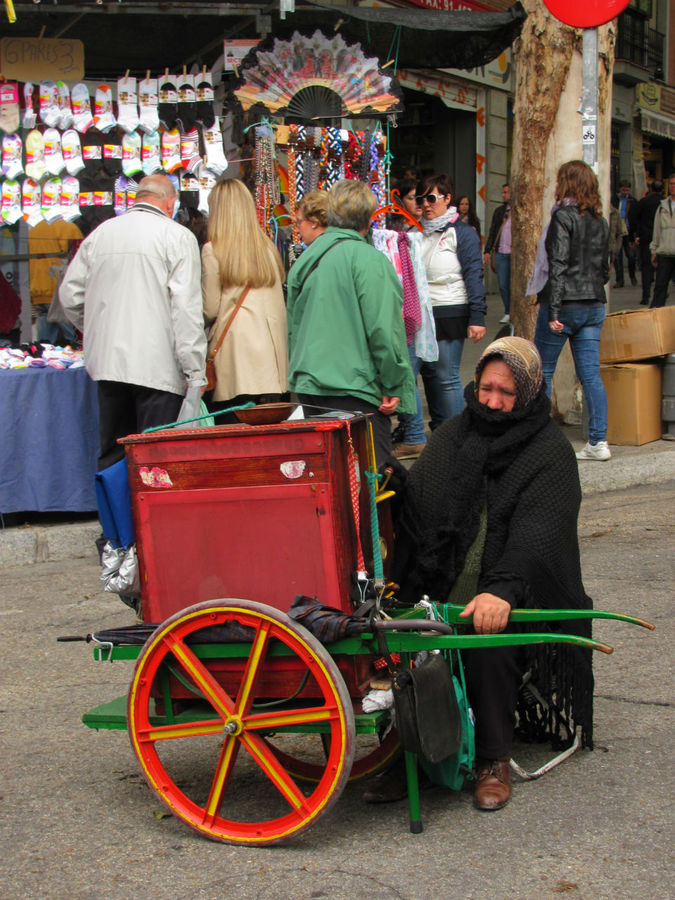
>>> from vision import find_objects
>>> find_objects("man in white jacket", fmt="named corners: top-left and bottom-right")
top-left (60, 174), bottom-right (206, 468)
top-left (650, 173), bottom-right (675, 309)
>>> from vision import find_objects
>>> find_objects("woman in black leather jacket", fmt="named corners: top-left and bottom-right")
top-left (534, 160), bottom-right (611, 461)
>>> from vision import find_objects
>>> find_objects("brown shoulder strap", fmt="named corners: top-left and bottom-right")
top-left (208, 285), bottom-right (250, 361)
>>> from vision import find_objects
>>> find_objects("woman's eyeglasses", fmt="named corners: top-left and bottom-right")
top-left (416, 193), bottom-right (442, 205)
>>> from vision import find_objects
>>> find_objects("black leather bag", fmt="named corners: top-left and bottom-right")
top-left (392, 653), bottom-right (463, 763)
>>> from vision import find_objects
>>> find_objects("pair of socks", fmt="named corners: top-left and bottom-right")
top-left (25, 130), bottom-right (47, 180)
top-left (72, 83), bottom-right (93, 133)
top-left (60, 176), bottom-right (81, 222)
top-left (2, 179), bottom-right (22, 224)
top-left (141, 132), bottom-right (161, 175)
top-left (93, 84), bottom-right (116, 133)
top-left (22, 178), bottom-right (42, 226)
top-left (1, 133), bottom-right (23, 179)
top-left (117, 76), bottom-right (140, 133)
top-left (139, 77), bottom-right (159, 133)
top-left (0, 82), bottom-right (20, 134)
top-left (43, 128), bottom-right (65, 176)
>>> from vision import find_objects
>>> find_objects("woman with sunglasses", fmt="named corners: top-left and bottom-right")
top-left (418, 174), bottom-right (487, 425)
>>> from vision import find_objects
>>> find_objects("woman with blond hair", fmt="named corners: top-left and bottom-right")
top-left (534, 159), bottom-right (610, 461)
top-left (202, 178), bottom-right (288, 417)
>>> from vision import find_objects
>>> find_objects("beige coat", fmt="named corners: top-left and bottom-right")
top-left (202, 241), bottom-right (288, 402)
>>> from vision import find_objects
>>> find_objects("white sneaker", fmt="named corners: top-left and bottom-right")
top-left (499, 314), bottom-right (510, 324)
top-left (576, 441), bottom-right (611, 461)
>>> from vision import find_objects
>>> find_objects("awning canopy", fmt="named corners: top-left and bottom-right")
top-left (3, 1), bottom-right (526, 79)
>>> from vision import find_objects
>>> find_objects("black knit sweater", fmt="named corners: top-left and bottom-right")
top-left (392, 384), bottom-right (594, 748)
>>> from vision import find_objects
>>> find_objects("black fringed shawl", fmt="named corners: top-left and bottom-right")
top-left (392, 383), bottom-right (594, 748)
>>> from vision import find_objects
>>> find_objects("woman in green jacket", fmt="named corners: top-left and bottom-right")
top-left (286, 180), bottom-right (416, 465)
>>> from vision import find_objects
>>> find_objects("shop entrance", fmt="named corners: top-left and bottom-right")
top-left (389, 88), bottom-right (476, 201)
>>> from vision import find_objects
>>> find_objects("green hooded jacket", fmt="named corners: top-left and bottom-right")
top-left (286, 227), bottom-right (416, 415)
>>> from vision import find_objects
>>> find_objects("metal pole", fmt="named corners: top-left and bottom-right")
top-left (581, 27), bottom-right (598, 171)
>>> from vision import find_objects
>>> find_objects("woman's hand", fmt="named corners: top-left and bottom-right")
top-left (379, 395), bottom-right (400, 414)
top-left (468, 325), bottom-right (486, 343)
top-left (549, 320), bottom-right (564, 333)
top-left (459, 592), bottom-right (510, 633)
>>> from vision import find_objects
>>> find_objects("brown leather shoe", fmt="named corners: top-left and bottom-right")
top-left (474, 758), bottom-right (511, 811)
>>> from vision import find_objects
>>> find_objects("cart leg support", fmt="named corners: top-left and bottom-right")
top-left (404, 751), bottom-right (423, 834)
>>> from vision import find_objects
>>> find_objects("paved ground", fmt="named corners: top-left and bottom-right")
top-left (0, 481), bottom-right (672, 900)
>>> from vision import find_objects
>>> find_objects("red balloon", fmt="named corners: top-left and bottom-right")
top-left (542, 0), bottom-right (631, 28)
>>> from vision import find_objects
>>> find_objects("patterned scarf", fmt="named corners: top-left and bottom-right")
top-left (397, 230), bottom-right (421, 344)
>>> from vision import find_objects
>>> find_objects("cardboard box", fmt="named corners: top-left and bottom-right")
top-left (600, 363), bottom-right (663, 445)
top-left (599, 307), bottom-right (675, 364)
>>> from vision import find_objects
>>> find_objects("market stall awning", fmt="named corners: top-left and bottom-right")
top-left (3, 1), bottom-right (526, 79)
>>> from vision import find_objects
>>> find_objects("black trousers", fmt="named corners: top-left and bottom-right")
top-left (97, 380), bottom-right (183, 470)
top-left (651, 255), bottom-right (675, 308)
top-left (614, 235), bottom-right (636, 285)
top-left (296, 393), bottom-right (393, 468)
top-left (461, 644), bottom-right (524, 760)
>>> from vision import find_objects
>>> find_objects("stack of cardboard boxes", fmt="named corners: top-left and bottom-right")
top-left (599, 308), bottom-right (675, 445)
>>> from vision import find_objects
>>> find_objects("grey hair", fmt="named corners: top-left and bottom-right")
top-left (136, 176), bottom-right (176, 201)
top-left (327, 180), bottom-right (377, 232)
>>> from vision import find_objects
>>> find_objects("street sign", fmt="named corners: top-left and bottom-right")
top-left (542, 0), bottom-right (631, 28)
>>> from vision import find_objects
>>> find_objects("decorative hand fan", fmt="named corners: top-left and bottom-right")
top-left (234, 30), bottom-right (403, 119)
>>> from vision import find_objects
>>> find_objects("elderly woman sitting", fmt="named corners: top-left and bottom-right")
top-left (370, 337), bottom-right (594, 811)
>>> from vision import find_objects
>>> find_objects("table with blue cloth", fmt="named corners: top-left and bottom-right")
top-left (0, 366), bottom-right (99, 513)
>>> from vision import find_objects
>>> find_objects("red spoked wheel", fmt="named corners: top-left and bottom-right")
top-left (127, 599), bottom-right (355, 845)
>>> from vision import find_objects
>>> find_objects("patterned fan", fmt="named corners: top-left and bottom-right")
top-left (285, 85), bottom-right (345, 121)
top-left (234, 29), bottom-right (403, 119)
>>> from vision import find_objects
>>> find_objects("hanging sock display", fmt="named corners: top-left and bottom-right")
top-left (141, 131), bottom-right (161, 176)
top-left (41, 177), bottom-right (63, 223)
top-left (180, 128), bottom-right (200, 174)
top-left (158, 74), bottom-right (178, 129)
top-left (60, 176), bottom-right (81, 223)
top-left (176, 73), bottom-right (196, 132)
top-left (0, 83), bottom-right (20, 134)
top-left (114, 175), bottom-right (129, 215)
top-left (126, 177), bottom-right (139, 206)
top-left (194, 71), bottom-right (215, 128)
top-left (202, 117), bottom-right (227, 176)
top-left (102, 132), bottom-right (123, 177)
top-left (117, 75), bottom-right (140, 133)
top-left (2, 179), bottom-right (22, 225)
top-left (161, 128), bottom-right (181, 174)
top-left (2, 133), bottom-right (23, 179)
top-left (94, 84), bottom-right (117, 133)
top-left (56, 81), bottom-right (74, 130)
top-left (71, 83), bottom-right (94, 133)
top-left (39, 80), bottom-right (60, 127)
top-left (43, 128), bottom-right (65, 177)
top-left (198, 168), bottom-right (216, 215)
top-left (22, 83), bottom-right (37, 130)
top-left (121, 131), bottom-right (142, 177)
top-left (139, 76), bottom-right (159, 134)
top-left (22, 178), bottom-right (42, 227)
top-left (25, 130), bottom-right (47, 181)
top-left (180, 172), bottom-right (199, 209)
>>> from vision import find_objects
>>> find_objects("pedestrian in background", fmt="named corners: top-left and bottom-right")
top-left (60, 174), bottom-right (206, 469)
top-left (612, 179), bottom-right (637, 288)
top-left (483, 183), bottom-right (511, 324)
top-left (649, 173), bottom-right (675, 309)
top-left (419, 173), bottom-right (486, 426)
top-left (286, 179), bottom-right (416, 465)
top-left (631, 179), bottom-right (663, 305)
top-left (202, 178), bottom-right (288, 419)
top-left (457, 195), bottom-right (481, 239)
top-left (533, 159), bottom-right (611, 462)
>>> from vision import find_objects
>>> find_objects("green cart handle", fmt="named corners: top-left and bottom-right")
top-left (436, 603), bottom-right (655, 631)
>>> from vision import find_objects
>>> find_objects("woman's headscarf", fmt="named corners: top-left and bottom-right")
top-left (474, 336), bottom-right (543, 410)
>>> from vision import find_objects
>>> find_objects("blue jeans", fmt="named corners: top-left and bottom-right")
top-left (534, 303), bottom-right (608, 445)
top-left (35, 303), bottom-right (76, 346)
top-left (495, 251), bottom-right (511, 314)
top-left (420, 337), bottom-right (465, 429)
top-left (399, 343), bottom-right (426, 444)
